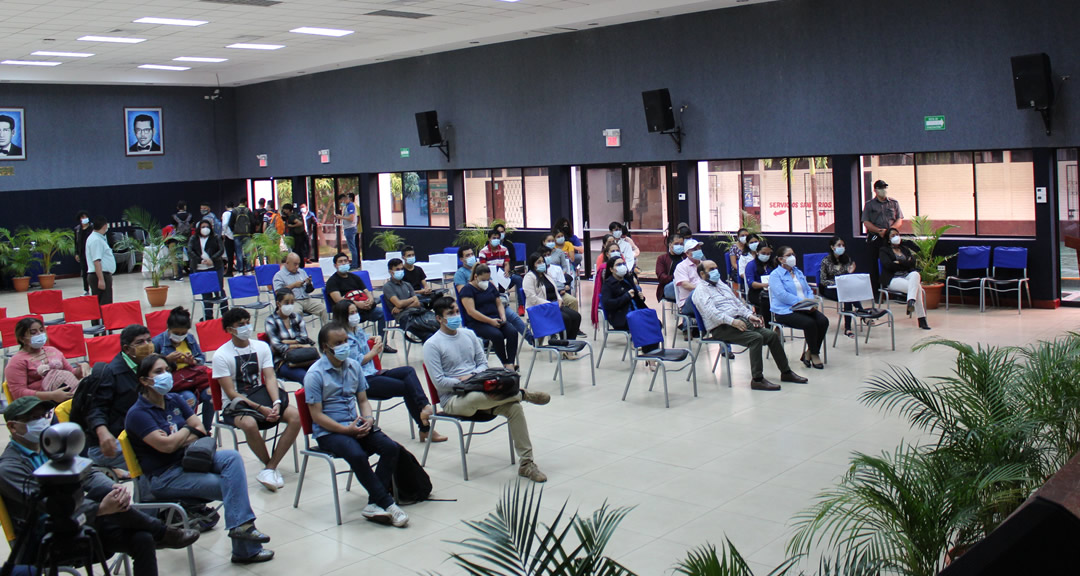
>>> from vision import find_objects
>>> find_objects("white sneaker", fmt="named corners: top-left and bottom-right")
top-left (272, 469), bottom-right (285, 489)
top-left (362, 504), bottom-right (391, 522)
top-left (386, 504), bottom-right (409, 528)
top-left (256, 469), bottom-right (278, 492)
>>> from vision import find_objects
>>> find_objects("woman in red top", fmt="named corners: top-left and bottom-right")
top-left (4, 317), bottom-right (87, 401)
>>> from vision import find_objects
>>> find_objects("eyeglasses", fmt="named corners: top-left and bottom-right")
top-left (135, 128), bottom-right (153, 135)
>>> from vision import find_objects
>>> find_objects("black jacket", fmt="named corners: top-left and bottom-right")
top-left (188, 231), bottom-right (225, 274)
top-left (85, 353), bottom-right (141, 444)
top-left (879, 242), bottom-right (919, 287)
top-left (75, 223), bottom-right (93, 264)
top-left (600, 273), bottom-right (646, 330)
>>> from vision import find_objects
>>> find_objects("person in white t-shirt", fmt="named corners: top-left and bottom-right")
top-left (211, 308), bottom-right (301, 492)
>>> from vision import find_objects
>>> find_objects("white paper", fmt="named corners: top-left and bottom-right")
top-left (491, 267), bottom-right (511, 290)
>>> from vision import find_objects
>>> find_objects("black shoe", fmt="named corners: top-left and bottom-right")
top-left (918, 317), bottom-right (931, 330)
top-left (906, 300), bottom-right (915, 317)
top-left (576, 330), bottom-right (587, 338)
top-left (157, 527), bottom-right (200, 549)
top-left (799, 352), bottom-right (812, 368)
top-left (750, 378), bottom-right (781, 391)
top-left (228, 524), bottom-right (271, 543)
top-left (232, 549), bottom-right (275, 565)
top-left (781, 371), bottom-right (808, 384)
top-left (383, 344), bottom-right (398, 354)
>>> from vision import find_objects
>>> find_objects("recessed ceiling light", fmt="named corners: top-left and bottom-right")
top-left (31, 51), bottom-right (94, 57)
top-left (289, 27), bottom-right (354, 37)
top-left (174, 56), bottom-right (228, 63)
top-left (78, 35), bottom-right (146, 44)
top-left (226, 43), bottom-right (285, 50)
top-left (138, 64), bottom-right (190, 71)
top-left (2, 60), bottom-right (62, 66)
top-left (134, 17), bottom-right (208, 26)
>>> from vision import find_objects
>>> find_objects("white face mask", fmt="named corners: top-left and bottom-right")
top-left (169, 332), bottom-right (186, 344)
top-left (29, 333), bottom-right (48, 349)
top-left (614, 264), bottom-right (628, 277)
top-left (19, 417), bottom-right (51, 444)
top-left (738, 235), bottom-right (747, 244)
top-left (280, 304), bottom-right (295, 316)
top-left (784, 255), bottom-right (797, 268)
top-left (478, 280), bottom-right (490, 291)
top-left (200, 227), bottom-right (211, 237)
top-left (890, 235), bottom-right (902, 245)
top-left (348, 314), bottom-right (361, 327)
top-left (234, 325), bottom-right (252, 341)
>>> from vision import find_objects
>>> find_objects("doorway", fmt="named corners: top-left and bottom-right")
top-left (308, 176), bottom-right (360, 260)
top-left (1059, 149), bottom-right (1079, 304)
top-left (580, 164), bottom-right (673, 279)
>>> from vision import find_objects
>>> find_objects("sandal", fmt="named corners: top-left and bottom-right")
top-left (844, 329), bottom-right (855, 339)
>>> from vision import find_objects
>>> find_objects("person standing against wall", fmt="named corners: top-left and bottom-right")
top-left (231, 198), bottom-right (254, 274)
top-left (861, 180), bottom-right (903, 291)
top-left (334, 194), bottom-right (359, 269)
top-left (75, 210), bottom-right (93, 296)
top-left (86, 216), bottom-right (116, 325)
top-left (221, 201), bottom-right (236, 277)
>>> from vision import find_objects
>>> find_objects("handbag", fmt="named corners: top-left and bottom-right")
top-left (284, 346), bottom-right (319, 367)
top-left (182, 436), bottom-right (217, 473)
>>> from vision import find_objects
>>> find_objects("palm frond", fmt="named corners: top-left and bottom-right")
top-left (673, 539), bottom-right (755, 576)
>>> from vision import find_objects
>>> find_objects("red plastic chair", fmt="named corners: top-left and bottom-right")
top-left (0, 307), bottom-right (7, 319)
top-left (27, 290), bottom-right (64, 325)
top-left (62, 296), bottom-right (105, 335)
top-left (102, 301), bottom-right (144, 333)
top-left (85, 334), bottom-right (121, 365)
top-left (0, 315), bottom-right (44, 349)
top-left (195, 318), bottom-right (230, 353)
top-left (45, 323), bottom-right (87, 360)
top-left (292, 387), bottom-right (354, 525)
top-left (144, 310), bottom-right (171, 339)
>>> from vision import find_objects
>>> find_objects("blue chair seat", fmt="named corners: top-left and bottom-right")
top-left (639, 348), bottom-right (690, 362)
top-left (623, 308), bottom-right (698, 408)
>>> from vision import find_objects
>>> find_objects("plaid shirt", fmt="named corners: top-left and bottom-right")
top-left (263, 312), bottom-right (312, 358)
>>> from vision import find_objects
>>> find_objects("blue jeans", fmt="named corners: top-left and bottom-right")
top-left (367, 366), bottom-right (432, 432)
top-left (234, 236), bottom-right (251, 273)
top-left (316, 430), bottom-right (399, 509)
top-left (471, 322), bottom-right (519, 366)
top-left (361, 304), bottom-right (386, 336)
top-left (276, 363), bottom-right (310, 384)
top-left (88, 444), bottom-right (128, 470)
top-left (148, 450), bottom-right (262, 559)
top-left (503, 302), bottom-right (529, 337)
top-left (345, 228), bottom-right (359, 267)
top-left (663, 282), bottom-right (676, 301)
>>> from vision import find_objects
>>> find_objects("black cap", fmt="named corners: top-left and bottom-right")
top-left (873, 180), bottom-right (888, 190)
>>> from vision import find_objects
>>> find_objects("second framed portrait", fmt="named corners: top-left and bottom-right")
top-left (0, 108), bottom-right (27, 161)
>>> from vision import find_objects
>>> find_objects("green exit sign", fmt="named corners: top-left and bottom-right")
top-left (400, 147), bottom-right (410, 158)
top-left (924, 115), bottom-right (946, 131)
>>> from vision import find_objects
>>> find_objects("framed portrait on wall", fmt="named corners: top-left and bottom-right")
top-left (0, 107), bottom-right (27, 161)
top-left (124, 107), bottom-right (164, 156)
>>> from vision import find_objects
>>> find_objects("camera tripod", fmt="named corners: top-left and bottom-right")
top-left (1, 492), bottom-right (111, 576)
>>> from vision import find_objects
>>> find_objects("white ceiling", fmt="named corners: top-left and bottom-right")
top-left (0, 0), bottom-right (773, 87)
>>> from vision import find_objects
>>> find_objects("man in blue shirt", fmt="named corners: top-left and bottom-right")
top-left (334, 194), bottom-right (359, 269)
top-left (85, 215), bottom-right (117, 318)
top-left (453, 246), bottom-right (477, 293)
top-left (304, 322), bottom-right (408, 527)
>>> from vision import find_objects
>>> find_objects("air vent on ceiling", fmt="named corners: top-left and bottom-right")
top-left (201, 0), bottom-right (282, 7)
top-left (366, 9), bottom-right (432, 19)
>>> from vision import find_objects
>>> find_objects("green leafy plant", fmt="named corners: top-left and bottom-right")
top-left (438, 481), bottom-right (637, 576)
top-left (370, 230), bottom-right (405, 253)
top-left (23, 227), bottom-right (76, 276)
top-left (908, 215), bottom-right (957, 284)
top-left (1014, 332), bottom-right (1080, 472)
top-left (243, 227), bottom-right (294, 266)
top-left (455, 225), bottom-right (494, 253)
top-left (114, 206), bottom-right (184, 288)
top-left (0, 228), bottom-right (36, 278)
top-left (675, 540), bottom-right (883, 576)
top-left (714, 212), bottom-right (763, 252)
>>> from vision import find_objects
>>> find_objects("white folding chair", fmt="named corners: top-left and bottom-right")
top-left (832, 274), bottom-right (894, 356)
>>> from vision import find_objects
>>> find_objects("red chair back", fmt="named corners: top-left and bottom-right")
top-left (0, 307), bottom-right (7, 319)
top-left (102, 301), bottom-right (143, 332)
top-left (257, 332), bottom-right (270, 345)
top-left (421, 364), bottom-right (441, 407)
top-left (45, 323), bottom-right (86, 360)
top-left (85, 334), bottom-right (120, 365)
top-left (62, 296), bottom-right (102, 324)
top-left (144, 310), bottom-right (171, 339)
top-left (27, 290), bottom-right (64, 315)
top-left (210, 379), bottom-right (224, 411)
top-left (195, 319), bottom-right (230, 352)
top-left (0, 315), bottom-right (44, 349)
top-left (369, 338), bottom-right (382, 371)
top-left (294, 388), bottom-right (314, 436)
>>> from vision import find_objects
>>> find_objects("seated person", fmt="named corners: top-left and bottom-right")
top-left (423, 297), bottom-right (550, 482)
top-left (537, 245), bottom-right (579, 312)
top-left (692, 260), bottom-right (808, 391)
top-left (86, 324), bottom-right (156, 473)
top-left (326, 252), bottom-right (391, 348)
top-left (655, 233), bottom-right (686, 303)
top-left (553, 217), bottom-right (584, 269)
top-left (401, 245), bottom-right (442, 305)
top-left (455, 245), bottom-right (533, 345)
top-left (541, 233), bottom-right (575, 291)
top-left (726, 227), bottom-right (750, 290)
top-left (303, 323), bottom-right (410, 528)
top-left (460, 264), bottom-right (519, 370)
top-left (609, 222), bottom-right (640, 271)
top-left (331, 300), bottom-right (446, 443)
top-left (819, 236), bottom-right (867, 338)
top-left (742, 243), bottom-right (775, 318)
top-left (590, 240), bottom-right (621, 327)
top-left (738, 233), bottom-right (763, 282)
top-left (5, 317), bottom-right (87, 402)
top-left (769, 246), bottom-right (830, 370)
top-left (212, 308), bottom-right (301, 492)
top-left (384, 258), bottom-right (424, 318)
top-left (265, 288), bottom-right (319, 383)
top-left (126, 354), bottom-right (274, 565)
top-left (523, 252), bottom-right (582, 349)
top-left (880, 227), bottom-right (931, 330)
top-left (0, 397), bottom-right (199, 576)
top-left (151, 306), bottom-right (213, 431)
top-left (594, 234), bottom-right (615, 270)
top-left (673, 239), bottom-right (707, 336)
top-left (600, 256), bottom-right (657, 353)
top-left (272, 252), bottom-right (328, 326)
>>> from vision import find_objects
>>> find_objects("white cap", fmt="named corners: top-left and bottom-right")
top-left (683, 238), bottom-right (702, 251)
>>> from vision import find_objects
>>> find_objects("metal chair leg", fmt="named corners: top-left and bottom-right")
top-left (621, 352), bottom-right (637, 401)
top-left (464, 422), bottom-right (477, 454)
top-left (328, 459), bottom-right (342, 526)
top-left (293, 454), bottom-right (309, 509)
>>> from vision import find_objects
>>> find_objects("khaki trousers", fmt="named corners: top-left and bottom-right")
top-left (442, 392), bottom-right (533, 462)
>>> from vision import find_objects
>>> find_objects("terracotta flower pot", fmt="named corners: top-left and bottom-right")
top-left (12, 276), bottom-right (30, 292)
top-left (145, 285), bottom-right (169, 308)
top-left (923, 282), bottom-right (944, 310)
top-left (38, 274), bottom-right (56, 289)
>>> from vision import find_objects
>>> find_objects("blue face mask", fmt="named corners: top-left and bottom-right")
top-left (834, 246), bottom-right (846, 256)
top-left (445, 315), bottom-right (462, 331)
top-left (545, 256), bottom-right (553, 264)
top-left (465, 256), bottom-right (477, 267)
top-left (499, 232), bottom-right (506, 240)
top-left (555, 237), bottom-right (565, 245)
top-left (392, 270), bottom-right (405, 281)
top-left (405, 256), bottom-right (416, 265)
top-left (490, 238), bottom-right (501, 247)
top-left (536, 263), bottom-right (547, 273)
top-left (758, 253), bottom-right (771, 262)
top-left (708, 269), bottom-right (722, 284)
top-left (545, 242), bottom-right (556, 249)
top-left (614, 264), bottom-right (628, 277)
top-left (691, 250), bottom-right (704, 261)
top-left (673, 244), bottom-right (685, 255)
top-left (151, 372), bottom-right (174, 395)
top-left (332, 343), bottom-right (351, 361)
top-left (337, 264), bottom-right (350, 274)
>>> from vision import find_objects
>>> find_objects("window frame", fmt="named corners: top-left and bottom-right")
top-left (375, 170), bottom-right (450, 228)
top-left (463, 166), bottom-right (552, 230)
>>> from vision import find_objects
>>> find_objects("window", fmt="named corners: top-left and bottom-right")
top-left (463, 167), bottom-right (551, 229)
top-left (860, 150), bottom-right (1035, 236)
top-left (377, 171), bottom-right (449, 227)
top-left (696, 157), bottom-right (834, 233)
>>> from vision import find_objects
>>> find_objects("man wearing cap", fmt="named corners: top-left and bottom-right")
top-left (862, 180), bottom-right (904, 290)
top-left (672, 238), bottom-right (707, 337)
top-left (0, 397), bottom-right (199, 576)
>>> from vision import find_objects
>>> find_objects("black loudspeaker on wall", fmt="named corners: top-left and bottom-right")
top-left (1011, 53), bottom-right (1054, 110)
top-left (642, 89), bottom-right (676, 133)
top-left (415, 110), bottom-right (442, 146)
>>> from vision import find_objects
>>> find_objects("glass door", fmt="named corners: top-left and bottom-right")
top-left (581, 164), bottom-right (672, 279)
top-left (1059, 149), bottom-right (1079, 303)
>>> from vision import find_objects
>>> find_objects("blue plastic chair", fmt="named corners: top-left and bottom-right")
top-left (443, 247), bottom-right (459, 255)
top-left (513, 242), bottom-right (526, 264)
top-left (802, 252), bottom-right (828, 288)
top-left (522, 302), bottom-right (594, 395)
top-left (945, 246), bottom-right (990, 311)
top-left (687, 299), bottom-right (732, 387)
top-left (227, 275), bottom-right (271, 326)
top-left (255, 264), bottom-right (279, 291)
top-left (595, 298), bottom-right (631, 368)
top-left (189, 270), bottom-right (228, 321)
top-left (352, 270), bottom-right (373, 293)
top-left (986, 247), bottom-right (1032, 314)
top-left (306, 266), bottom-right (326, 289)
top-left (379, 294), bottom-right (411, 362)
top-left (622, 308), bottom-right (697, 408)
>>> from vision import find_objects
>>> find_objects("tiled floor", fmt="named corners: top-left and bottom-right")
top-left (3, 271), bottom-right (1076, 574)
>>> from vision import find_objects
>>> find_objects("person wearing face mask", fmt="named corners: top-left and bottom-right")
top-left (460, 264), bottom-right (519, 370)
top-left (742, 243), bottom-right (775, 318)
top-left (523, 253), bottom-right (582, 349)
top-left (85, 325), bottom-right (154, 474)
top-left (213, 308), bottom-right (302, 492)
top-left (594, 234), bottom-right (616, 271)
top-left (862, 180), bottom-right (904, 290)
top-left (608, 222), bottom-right (640, 271)
top-left (478, 229), bottom-right (511, 278)
top-left (879, 228), bottom-right (930, 330)
top-left (542, 233), bottom-right (575, 289)
top-left (672, 239), bottom-right (707, 337)
top-left (187, 218), bottom-right (230, 320)
top-left (737, 234), bottom-right (764, 283)
top-left (125, 355), bottom-right (272, 565)
top-left (86, 215), bottom-right (116, 323)
top-left (820, 237), bottom-right (867, 338)
top-left (656, 233), bottom-right (686, 303)
top-left (727, 228), bottom-right (750, 290)
top-left (0, 396), bottom-right (201, 576)
top-left (401, 245), bottom-right (435, 297)
top-left (590, 240), bottom-right (622, 328)
top-left (602, 256), bottom-right (658, 353)
top-left (692, 261), bottom-right (808, 391)
top-left (272, 252), bottom-right (328, 325)
top-left (198, 202), bottom-right (222, 236)
top-left (769, 246), bottom-right (831, 369)
top-left (265, 289), bottom-right (319, 384)
top-left (304, 323), bottom-right (410, 527)
top-left (326, 252), bottom-right (392, 350)
top-left (553, 217), bottom-right (584, 269)
top-left (150, 307), bottom-right (214, 430)
top-left (537, 245), bottom-right (579, 313)
top-left (423, 297), bottom-right (550, 483)
top-left (383, 258), bottom-right (424, 319)
top-left (75, 209), bottom-right (94, 295)
top-left (453, 246), bottom-right (479, 294)
top-left (330, 300), bottom-right (446, 443)
top-left (5, 317), bottom-right (86, 401)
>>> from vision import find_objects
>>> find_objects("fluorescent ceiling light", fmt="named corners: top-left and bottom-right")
top-left (1, 60), bottom-right (62, 66)
top-left (138, 64), bottom-right (191, 71)
top-left (226, 43), bottom-right (284, 50)
top-left (289, 27), bottom-right (354, 37)
top-left (31, 51), bottom-right (94, 58)
top-left (134, 17), bottom-right (208, 26)
top-left (174, 56), bottom-right (228, 63)
top-left (78, 35), bottom-right (146, 44)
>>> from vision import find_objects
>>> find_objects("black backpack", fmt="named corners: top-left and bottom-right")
top-left (392, 443), bottom-right (432, 505)
top-left (397, 308), bottom-right (439, 343)
top-left (69, 362), bottom-right (108, 429)
top-left (173, 212), bottom-right (192, 238)
top-left (232, 206), bottom-right (253, 236)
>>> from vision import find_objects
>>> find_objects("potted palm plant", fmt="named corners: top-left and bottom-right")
top-left (908, 215), bottom-right (957, 309)
top-left (114, 206), bottom-right (183, 307)
top-left (454, 225), bottom-right (494, 253)
top-left (242, 227), bottom-right (293, 267)
top-left (370, 230), bottom-right (404, 257)
top-left (0, 228), bottom-right (35, 292)
top-left (24, 227), bottom-right (75, 289)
